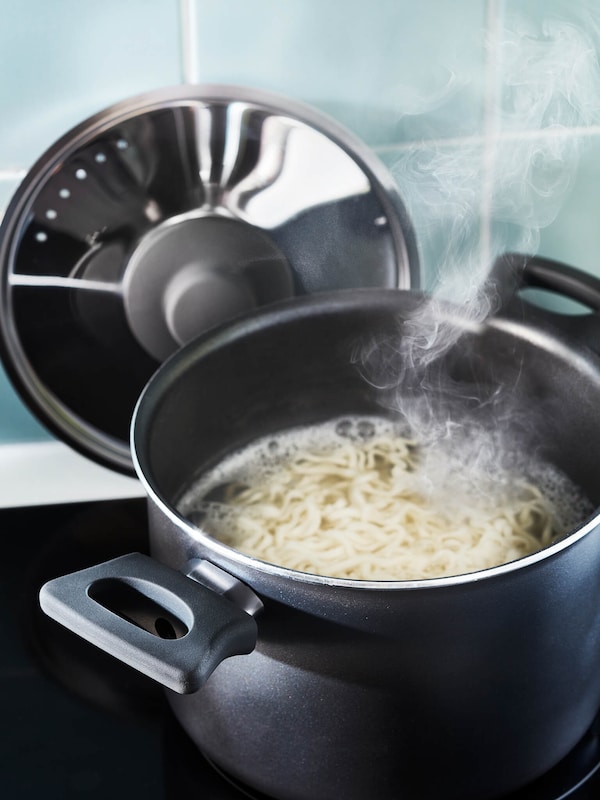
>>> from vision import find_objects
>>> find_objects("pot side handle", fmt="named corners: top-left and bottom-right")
top-left (493, 253), bottom-right (600, 352)
top-left (497, 252), bottom-right (600, 308)
top-left (39, 552), bottom-right (258, 694)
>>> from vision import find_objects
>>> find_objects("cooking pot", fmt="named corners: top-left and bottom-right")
top-left (39, 253), bottom-right (600, 800)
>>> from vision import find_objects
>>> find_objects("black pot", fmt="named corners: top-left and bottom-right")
top-left (40, 255), bottom-right (600, 800)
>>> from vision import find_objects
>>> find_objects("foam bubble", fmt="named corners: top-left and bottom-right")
top-left (526, 460), bottom-right (594, 535)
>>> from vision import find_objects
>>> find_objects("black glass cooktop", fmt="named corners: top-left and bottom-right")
top-left (2, 497), bottom-right (600, 799)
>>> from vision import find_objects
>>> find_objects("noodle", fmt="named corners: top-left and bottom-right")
top-left (179, 418), bottom-right (586, 581)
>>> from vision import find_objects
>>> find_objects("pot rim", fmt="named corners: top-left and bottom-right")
top-left (132, 458), bottom-right (599, 589)
top-left (130, 287), bottom-right (600, 591)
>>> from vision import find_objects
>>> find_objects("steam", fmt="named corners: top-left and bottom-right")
top-left (360, 6), bottom-right (600, 495)
top-left (372, 5), bottom-right (600, 363)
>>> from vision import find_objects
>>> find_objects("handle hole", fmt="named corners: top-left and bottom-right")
top-left (89, 578), bottom-right (189, 639)
top-left (519, 287), bottom-right (593, 316)
top-left (154, 617), bottom-right (178, 640)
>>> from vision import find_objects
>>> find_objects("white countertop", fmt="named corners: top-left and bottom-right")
top-left (0, 440), bottom-right (144, 508)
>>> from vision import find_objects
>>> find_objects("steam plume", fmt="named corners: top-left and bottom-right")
top-left (390, 6), bottom-right (600, 319)
top-left (371, 5), bottom-right (600, 369)
top-left (360, 5), bottom-right (600, 489)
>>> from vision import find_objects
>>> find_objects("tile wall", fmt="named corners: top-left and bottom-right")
top-left (1, 0), bottom-right (600, 447)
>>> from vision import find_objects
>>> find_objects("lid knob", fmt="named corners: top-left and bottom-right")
top-left (122, 214), bottom-right (293, 361)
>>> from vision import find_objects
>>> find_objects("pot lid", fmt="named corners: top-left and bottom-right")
top-left (0, 85), bottom-right (418, 475)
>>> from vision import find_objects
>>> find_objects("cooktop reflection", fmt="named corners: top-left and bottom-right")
top-left (2, 497), bottom-right (600, 799)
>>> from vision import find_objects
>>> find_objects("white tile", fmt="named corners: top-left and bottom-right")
top-left (0, 441), bottom-right (143, 508)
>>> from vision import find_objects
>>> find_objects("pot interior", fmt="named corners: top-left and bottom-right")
top-left (134, 289), bottom-right (600, 533)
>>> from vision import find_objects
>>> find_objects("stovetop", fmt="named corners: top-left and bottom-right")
top-left (2, 497), bottom-right (600, 799)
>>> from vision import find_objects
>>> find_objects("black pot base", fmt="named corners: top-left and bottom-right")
top-left (195, 716), bottom-right (600, 800)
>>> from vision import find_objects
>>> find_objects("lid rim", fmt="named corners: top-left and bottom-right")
top-left (0, 84), bottom-right (419, 474)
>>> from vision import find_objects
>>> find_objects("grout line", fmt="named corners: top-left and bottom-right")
top-left (179, 0), bottom-right (199, 84)
top-left (479, 0), bottom-right (505, 273)
top-left (372, 123), bottom-right (600, 157)
top-left (495, 123), bottom-right (600, 140)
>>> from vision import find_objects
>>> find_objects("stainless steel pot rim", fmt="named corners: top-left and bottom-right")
top-left (133, 459), bottom-right (599, 590)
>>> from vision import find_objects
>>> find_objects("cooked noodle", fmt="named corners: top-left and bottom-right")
top-left (182, 419), bottom-right (570, 581)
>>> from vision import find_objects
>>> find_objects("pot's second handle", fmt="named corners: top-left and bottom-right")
top-left (39, 553), bottom-right (257, 694)
top-left (494, 253), bottom-right (600, 354)
top-left (498, 252), bottom-right (600, 311)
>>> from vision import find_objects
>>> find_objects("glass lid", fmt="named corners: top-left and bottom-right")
top-left (0, 85), bottom-right (418, 474)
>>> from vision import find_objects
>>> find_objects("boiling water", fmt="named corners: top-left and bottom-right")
top-left (178, 417), bottom-right (412, 515)
top-left (177, 415), bottom-right (594, 579)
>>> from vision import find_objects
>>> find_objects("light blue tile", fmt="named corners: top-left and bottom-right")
top-left (485, 127), bottom-right (586, 264)
top-left (379, 142), bottom-right (486, 293)
top-left (378, 125), bottom-right (599, 312)
top-left (537, 134), bottom-right (600, 279)
top-left (493, 127), bottom-right (600, 312)
top-left (188, 0), bottom-right (488, 147)
top-left (0, 366), bottom-right (51, 442)
top-left (0, 0), bottom-right (182, 171)
top-left (0, 177), bottom-right (21, 217)
top-left (384, 128), bottom-right (600, 316)
top-left (495, 1), bottom-right (600, 134)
